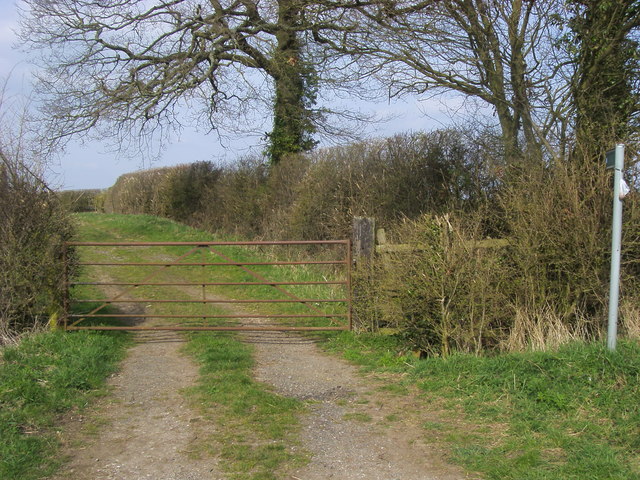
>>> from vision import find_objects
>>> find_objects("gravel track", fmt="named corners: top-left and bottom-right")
top-left (50, 289), bottom-right (224, 480)
top-left (250, 330), bottom-right (471, 480)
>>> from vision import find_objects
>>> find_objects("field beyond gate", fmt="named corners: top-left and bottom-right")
top-left (63, 239), bottom-right (351, 331)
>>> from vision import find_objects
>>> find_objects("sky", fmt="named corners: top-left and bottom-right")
top-left (0, 0), bottom-right (456, 191)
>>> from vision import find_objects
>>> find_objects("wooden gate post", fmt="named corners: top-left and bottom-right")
top-left (352, 217), bottom-right (375, 262)
top-left (61, 243), bottom-right (70, 330)
top-left (351, 217), bottom-right (376, 332)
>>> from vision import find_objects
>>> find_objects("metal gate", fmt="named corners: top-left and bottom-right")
top-left (62, 240), bottom-right (351, 332)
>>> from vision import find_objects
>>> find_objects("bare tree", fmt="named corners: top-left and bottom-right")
top-left (18, 0), bottom-right (360, 163)
top-left (322, 0), bottom-right (573, 164)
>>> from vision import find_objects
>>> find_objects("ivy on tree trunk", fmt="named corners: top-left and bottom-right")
top-left (570, 0), bottom-right (640, 161)
top-left (268, 0), bottom-right (318, 164)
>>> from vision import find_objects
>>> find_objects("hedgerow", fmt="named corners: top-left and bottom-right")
top-left (99, 128), bottom-right (640, 353)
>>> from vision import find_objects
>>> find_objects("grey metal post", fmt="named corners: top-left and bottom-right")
top-left (607, 144), bottom-right (624, 351)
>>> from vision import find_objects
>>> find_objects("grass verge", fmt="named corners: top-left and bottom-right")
top-left (325, 332), bottom-right (640, 480)
top-left (0, 330), bottom-right (129, 480)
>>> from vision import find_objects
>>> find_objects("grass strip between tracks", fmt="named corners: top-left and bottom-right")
top-left (182, 334), bottom-right (306, 479)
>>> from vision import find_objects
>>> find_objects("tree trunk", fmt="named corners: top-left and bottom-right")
top-left (268, 0), bottom-right (317, 164)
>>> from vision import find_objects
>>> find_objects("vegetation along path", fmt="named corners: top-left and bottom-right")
top-left (53, 213), bottom-right (470, 480)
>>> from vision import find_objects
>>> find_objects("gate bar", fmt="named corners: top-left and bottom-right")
top-left (68, 240), bottom-right (349, 246)
top-left (66, 326), bottom-right (349, 331)
top-left (68, 314), bottom-right (348, 319)
top-left (78, 260), bottom-right (346, 266)
top-left (71, 281), bottom-right (347, 286)
top-left (75, 298), bottom-right (348, 304)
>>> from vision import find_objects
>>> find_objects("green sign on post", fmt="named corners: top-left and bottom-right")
top-left (606, 149), bottom-right (616, 169)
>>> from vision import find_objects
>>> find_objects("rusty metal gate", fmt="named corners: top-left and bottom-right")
top-left (61, 240), bottom-right (351, 332)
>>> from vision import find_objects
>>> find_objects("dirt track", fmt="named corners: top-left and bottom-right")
top-left (251, 330), bottom-right (470, 480)
top-left (52, 320), bottom-right (472, 480)
top-left (52, 330), bottom-right (224, 480)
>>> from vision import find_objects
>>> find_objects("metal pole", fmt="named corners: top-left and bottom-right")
top-left (607, 144), bottom-right (624, 351)
top-left (201, 247), bottom-right (207, 324)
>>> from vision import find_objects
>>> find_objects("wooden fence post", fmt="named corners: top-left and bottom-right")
top-left (61, 243), bottom-right (69, 330)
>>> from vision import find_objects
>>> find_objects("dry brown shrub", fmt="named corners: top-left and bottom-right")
top-left (161, 161), bottom-right (222, 222)
top-left (504, 305), bottom-right (593, 352)
top-left (57, 189), bottom-right (103, 212)
top-left (103, 167), bottom-right (169, 214)
top-left (358, 212), bottom-right (511, 355)
top-left (499, 161), bottom-right (612, 338)
top-left (197, 156), bottom-right (269, 236)
top-left (619, 302), bottom-right (640, 339)
top-left (0, 87), bottom-right (75, 342)
top-left (103, 162), bottom-right (222, 222)
top-left (285, 130), bottom-right (491, 241)
top-left (259, 153), bottom-right (311, 239)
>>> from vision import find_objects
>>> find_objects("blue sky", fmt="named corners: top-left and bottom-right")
top-left (1, 0), bottom-right (455, 190)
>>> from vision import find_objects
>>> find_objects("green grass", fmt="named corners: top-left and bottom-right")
top-left (326, 333), bottom-right (640, 479)
top-left (343, 412), bottom-right (373, 422)
top-left (0, 330), bottom-right (129, 480)
top-left (0, 216), bottom-right (133, 480)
